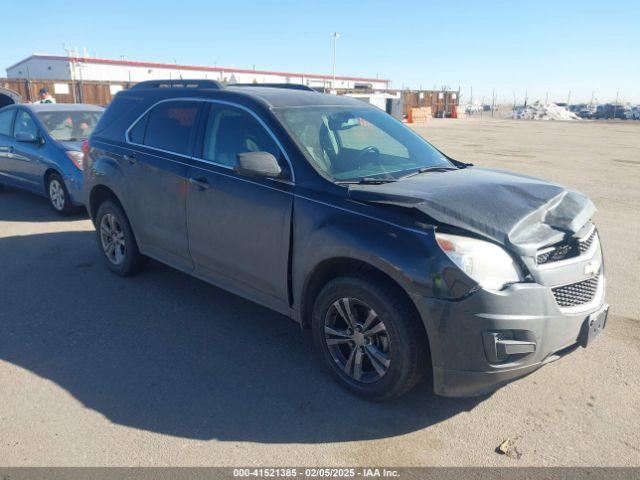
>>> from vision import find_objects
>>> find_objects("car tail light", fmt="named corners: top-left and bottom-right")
top-left (66, 150), bottom-right (84, 170)
top-left (81, 139), bottom-right (90, 156)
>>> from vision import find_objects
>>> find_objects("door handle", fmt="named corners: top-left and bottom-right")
top-left (188, 177), bottom-right (211, 190)
top-left (124, 153), bottom-right (136, 165)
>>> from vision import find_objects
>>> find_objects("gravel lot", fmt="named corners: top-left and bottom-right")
top-left (1, 118), bottom-right (639, 466)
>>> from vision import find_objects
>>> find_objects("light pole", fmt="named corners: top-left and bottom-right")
top-left (332, 32), bottom-right (340, 88)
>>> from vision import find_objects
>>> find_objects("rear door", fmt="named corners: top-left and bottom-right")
top-left (124, 99), bottom-right (203, 271)
top-left (186, 102), bottom-right (293, 308)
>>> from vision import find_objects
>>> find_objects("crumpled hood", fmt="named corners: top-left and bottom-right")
top-left (348, 167), bottom-right (596, 256)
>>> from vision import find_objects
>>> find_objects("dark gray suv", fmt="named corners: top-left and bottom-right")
top-left (84, 80), bottom-right (607, 400)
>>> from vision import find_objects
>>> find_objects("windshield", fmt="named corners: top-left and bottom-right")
top-left (36, 111), bottom-right (102, 141)
top-left (274, 106), bottom-right (453, 182)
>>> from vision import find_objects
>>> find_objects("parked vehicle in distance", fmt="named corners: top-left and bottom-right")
top-left (0, 103), bottom-right (104, 214)
top-left (594, 104), bottom-right (628, 120)
top-left (84, 80), bottom-right (607, 400)
top-left (577, 109), bottom-right (593, 119)
top-left (626, 106), bottom-right (640, 120)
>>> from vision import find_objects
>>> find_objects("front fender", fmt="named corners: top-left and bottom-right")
top-left (294, 214), bottom-right (433, 299)
top-left (292, 194), bottom-right (474, 316)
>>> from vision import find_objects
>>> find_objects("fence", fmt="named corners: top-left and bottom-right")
top-left (400, 90), bottom-right (459, 118)
top-left (0, 78), bottom-right (133, 106)
top-left (1, 78), bottom-right (462, 122)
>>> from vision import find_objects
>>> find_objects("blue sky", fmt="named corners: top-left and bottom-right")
top-left (3, 0), bottom-right (639, 103)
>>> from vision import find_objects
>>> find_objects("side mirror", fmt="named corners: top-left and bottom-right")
top-left (234, 151), bottom-right (282, 178)
top-left (15, 132), bottom-right (38, 143)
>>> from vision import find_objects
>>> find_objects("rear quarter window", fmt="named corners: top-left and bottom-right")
top-left (91, 95), bottom-right (143, 140)
top-left (128, 113), bottom-right (148, 144)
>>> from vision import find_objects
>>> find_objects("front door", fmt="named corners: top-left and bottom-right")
top-left (11, 109), bottom-right (46, 190)
top-left (186, 103), bottom-right (293, 308)
top-left (0, 108), bottom-right (18, 186)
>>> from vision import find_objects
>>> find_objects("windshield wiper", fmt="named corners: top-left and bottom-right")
top-left (336, 177), bottom-right (398, 185)
top-left (399, 166), bottom-right (458, 179)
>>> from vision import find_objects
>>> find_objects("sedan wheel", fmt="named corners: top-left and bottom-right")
top-left (100, 213), bottom-right (126, 265)
top-left (324, 297), bottom-right (391, 383)
top-left (49, 178), bottom-right (66, 211)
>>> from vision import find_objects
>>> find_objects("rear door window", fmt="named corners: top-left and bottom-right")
top-left (0, 109), bottom-right (15, 137)
top-left (141, 101), bottom-right (200, 155)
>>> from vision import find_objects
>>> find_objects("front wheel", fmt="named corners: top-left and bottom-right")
top-left (95, 200), bottom-right (147, 276)
top-left (47, 173), bottom-right (75, 215)
top-left (312, 276), bottom-right (429, 401)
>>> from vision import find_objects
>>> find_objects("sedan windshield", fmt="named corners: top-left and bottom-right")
top-left (274, 105), bottom-right (453, 182)
top-left (37, 111), bottom-right (102, 141)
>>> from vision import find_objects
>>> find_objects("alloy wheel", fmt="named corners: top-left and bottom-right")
top-left (324, 297), bottom-right (391, 383)
top-left (49, 179), bottom-right (66, 211)
top-left (100, 213), bottom-right (126, 265)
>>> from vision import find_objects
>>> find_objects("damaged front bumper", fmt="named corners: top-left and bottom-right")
top-left (62, 172), bottom-right (84, 206)
top-left (417, 278), bottom-right (607, 397)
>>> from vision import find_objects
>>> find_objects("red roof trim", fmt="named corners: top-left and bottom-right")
top-left (7, 54), bottom-right (390, 84)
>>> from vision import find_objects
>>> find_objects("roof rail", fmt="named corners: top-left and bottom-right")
top-left (131, 79), bottom-right (224, 90)
top-left (232, 83), bottom-right (316, 92)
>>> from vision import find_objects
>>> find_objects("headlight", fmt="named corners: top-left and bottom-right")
top-left (65, 150), bottom-right (84, 170)
top-left (435, 233), bottom-right (523, 290)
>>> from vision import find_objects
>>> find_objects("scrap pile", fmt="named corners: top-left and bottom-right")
top-left (512, 102), bottom-right (580, 121)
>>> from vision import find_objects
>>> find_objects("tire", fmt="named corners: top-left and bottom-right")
top-left (95, 200), bottom-right (147, 276)
top-left (47, 172), bottom-right (76, 215)
top-left (312, 276), bottom-right (429, 401)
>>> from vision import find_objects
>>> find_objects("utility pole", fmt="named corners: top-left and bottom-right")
top-left (332, 32), bottom-right (340, 88)
top-left (567, 90), bottom-right (571, 107)
top-left (545, 91), bottom-right (549, 105)
top-left (65, 44), bottom-right (78, 103)
top-left (491, 88), bottom-right (495, 117)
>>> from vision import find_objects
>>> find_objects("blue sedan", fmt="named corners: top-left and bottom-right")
top-left (0, 103), bottom-right (104, 214)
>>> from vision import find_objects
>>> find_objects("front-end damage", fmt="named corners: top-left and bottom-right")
top-left (348, 167), bottom-right (607, 396)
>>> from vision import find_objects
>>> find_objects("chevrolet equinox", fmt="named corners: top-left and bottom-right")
top-left (83, 80), bottom-right (608, 400)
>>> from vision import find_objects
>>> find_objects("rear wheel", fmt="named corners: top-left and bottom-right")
top-left (95, 200), bottom-right (146, 276)
top-left (312, 276), bottom-right (428, 401)
top-left (47, 173), bottom-right (75, 215)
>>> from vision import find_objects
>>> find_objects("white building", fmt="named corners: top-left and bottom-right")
top-left (6, 54), bottom-right (390, 91)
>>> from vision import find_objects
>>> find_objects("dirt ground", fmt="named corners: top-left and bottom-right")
top-left (0, 117), bottom-right (639, 467)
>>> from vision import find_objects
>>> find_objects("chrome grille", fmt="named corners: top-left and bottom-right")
top-left (578, 229), bottom-right (597, 254)
top-left (552, 274), bottom-right (600, 307)
top-left (537, 228), bottom-right (597, 265)
top-left (537, 243), bottom-right (577, 264)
